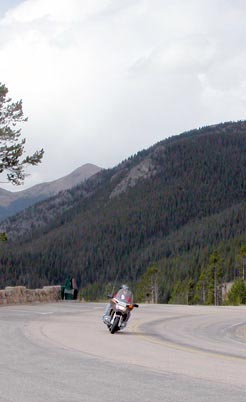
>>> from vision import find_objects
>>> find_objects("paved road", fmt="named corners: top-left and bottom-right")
top-left (1, 302), bottom-right (246, 402)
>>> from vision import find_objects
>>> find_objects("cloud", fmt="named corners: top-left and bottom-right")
top-left (0, 0), bottom-right (246, 190)
top-left (1, 0), bottom-right (113, 24)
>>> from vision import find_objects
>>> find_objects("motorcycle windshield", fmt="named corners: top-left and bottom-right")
top-left (114, 289), bottom-right (133, 303)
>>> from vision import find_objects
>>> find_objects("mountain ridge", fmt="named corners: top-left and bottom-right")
top-left (0, 120), bottom-right (245, 298)
top-left (0, 163), bottom-right (102, 220)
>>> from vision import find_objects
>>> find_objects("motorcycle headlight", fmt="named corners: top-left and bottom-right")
top-left (116, 304), bottom-right (127, 312)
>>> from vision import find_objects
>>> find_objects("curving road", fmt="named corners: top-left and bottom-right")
top-left (1, 302), bottom-right (246, 401)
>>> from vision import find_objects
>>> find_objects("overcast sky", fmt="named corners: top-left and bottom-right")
top-left (0, 0), bottom-right (246, 191)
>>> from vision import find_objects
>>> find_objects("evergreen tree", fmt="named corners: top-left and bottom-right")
top-left (0, 83), bottom-right (44, 185)
top-left (226, 279), bottom-right (246, 305)
top-left (136, 265), bottom-right (160, 303)
top-left (207, 251), bottom-right (223, 305)
top-left (240, 245), bottom-right (246, 280)
top-left (195, 267), bottom-right (208, 304)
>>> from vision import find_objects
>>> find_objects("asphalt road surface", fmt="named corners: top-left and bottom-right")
top-left (1, 302), bottom-right (246, 402)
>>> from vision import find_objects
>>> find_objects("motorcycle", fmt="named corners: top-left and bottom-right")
top-left (104, 288), bottom-right (139, 334)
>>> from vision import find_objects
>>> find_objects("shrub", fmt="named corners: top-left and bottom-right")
top-left (227, 279), bottom-right (246, 305)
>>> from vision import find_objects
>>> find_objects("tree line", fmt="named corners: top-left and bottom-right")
top-left (0, 112), bottom-right (245, 300)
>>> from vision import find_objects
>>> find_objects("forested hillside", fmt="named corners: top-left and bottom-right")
top-left (0, 121), bottom-right (245, 302)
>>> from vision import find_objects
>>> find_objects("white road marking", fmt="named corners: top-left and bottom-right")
top-left (228, 321), bottom-right (244, 328)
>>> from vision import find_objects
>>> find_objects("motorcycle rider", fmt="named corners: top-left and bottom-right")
top-left (103, 284), bottom-right (133, 326)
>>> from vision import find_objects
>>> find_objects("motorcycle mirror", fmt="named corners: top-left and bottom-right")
top-left (107, 294), bottom-right (113, 299)
top-left (133, 303), bottom-right (139, 308)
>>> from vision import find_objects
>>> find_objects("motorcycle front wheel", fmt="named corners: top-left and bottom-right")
top-left (110, 316), bottom-right (120, 334)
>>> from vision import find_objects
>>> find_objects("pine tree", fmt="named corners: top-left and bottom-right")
top-left (136, 265), bottom-right (160, 303)
top-left (207, 251), bottom-right (223, 305)
top-left (0, 83), bottom-right (44, 185)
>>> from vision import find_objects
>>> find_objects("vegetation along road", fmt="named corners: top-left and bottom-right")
top-left (1, 302), bottom-right (246, 402)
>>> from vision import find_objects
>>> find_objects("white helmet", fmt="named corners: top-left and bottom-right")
top-left (121, 284), bottom-right (129, 291)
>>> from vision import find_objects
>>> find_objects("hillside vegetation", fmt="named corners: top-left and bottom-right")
top-left (0, 121), bottom-right (245, 302)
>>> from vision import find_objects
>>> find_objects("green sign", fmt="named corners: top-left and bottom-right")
top-left (0, 232), bottom-right (7, 241)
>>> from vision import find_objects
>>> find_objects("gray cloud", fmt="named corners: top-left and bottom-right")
top-left (0, 0), bottom-right (246, 190)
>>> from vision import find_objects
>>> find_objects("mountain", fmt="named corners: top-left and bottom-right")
top-left (0, 121), bottom-right (245, 300)
top-left (0, 163), bottom-right (102, 221)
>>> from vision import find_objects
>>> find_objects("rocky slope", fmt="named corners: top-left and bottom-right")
top-left (0, 163), bottom-right (102, 221)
